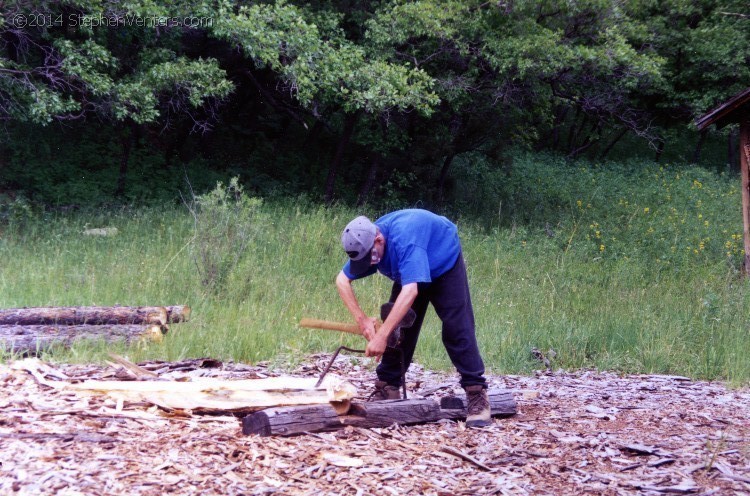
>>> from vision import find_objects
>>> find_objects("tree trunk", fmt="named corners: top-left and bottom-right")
top-left (566, 107), bottom-right (583, 154)
top-left (691, 130), bottom-right (707, 165)
top-left (324, 112), bottom-right (358, 203)
top-left (357, 153), bottom-right (381, 206)
top-left (568, 122), bottom-right (601, 159)
top-left (0, 305), bottom-right (191, 326)
top-left (654, 135), bottom-right (665, 162)
top-left (728, 127), bottom-right (739, 173)
top-left (116, 122), bottom-right (138, 198)
top-left (599, 128), bottom-right (628, 160)
top-left (551, 105), bottom-right (569, 150)
top-left (242, 389), bottom-right (517, 436)
top-left (436, 153), bottom-right (456, 205)
top-left (0, 324), bottom-right (164, 353)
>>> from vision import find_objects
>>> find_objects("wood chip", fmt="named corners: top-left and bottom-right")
top-left (1, 358), bottom-right (748, 495)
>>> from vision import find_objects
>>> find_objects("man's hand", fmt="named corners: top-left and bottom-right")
top-left (365, 332), bottom-right (388, 360)
top-left (358, 316), bottom-right (378, 341)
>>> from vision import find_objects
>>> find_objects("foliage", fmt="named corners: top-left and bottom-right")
top-left (0, 0), bottom-right (748, 206)
top-left (186, 177), bottom-right (263, 292)
top-left (0, 1), bottom-right (233, 127)
top-left (0, 192), bottom-right (36, 226)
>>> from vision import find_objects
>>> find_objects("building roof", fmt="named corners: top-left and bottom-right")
top-left (695, 87), bottom-right (750, 131)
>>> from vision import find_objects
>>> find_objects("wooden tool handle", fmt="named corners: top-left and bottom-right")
top-left (299, 318), bottom-right (363, 336)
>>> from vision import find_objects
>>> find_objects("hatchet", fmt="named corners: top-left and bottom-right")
top-left (299, 302), bottom-right (416, 348)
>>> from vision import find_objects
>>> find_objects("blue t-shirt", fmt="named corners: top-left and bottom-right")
top-left (342, 209), bottom-right (461, 284)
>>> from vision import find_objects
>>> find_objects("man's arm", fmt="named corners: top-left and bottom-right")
top-left (366, 282), bottom-right (418, 359)
top-left (335, 270), bottom-right (377, 339)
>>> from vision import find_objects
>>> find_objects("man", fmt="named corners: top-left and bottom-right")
top-left (336, 209), bottom-right (491, 427)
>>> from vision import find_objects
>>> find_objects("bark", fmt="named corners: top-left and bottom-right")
top-left (654, 136), bottom-right (665, 163)
top-left (0, 306), bottom-right (185, 326)
top-left (0, 324), bottom-right (164, 354)
top-left (357, 153), bottom-right (380, 206)
top-left (436, 153), bottom-right (456, 204)
top-left (551, 105), bottom-right (569, 150)
top-left (324, 112), bottom-right (358, 203)
top-left (567, 122), bottom-right (601, 159)
top-left (116, 122), bottom-right (138, 198)
top-left (728, 127), bottom-right (739, 173)
top-left (691, 130), bottom-right (707, 165)
top-left (242, 389), bottom-right (517, 436)
top-left (565, 107), bottom-right (583, 153)
top-left (599, 128), bottom-right (628, 160)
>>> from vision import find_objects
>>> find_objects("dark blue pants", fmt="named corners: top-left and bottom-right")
top-left (376, 253), bottom-right (487, 389)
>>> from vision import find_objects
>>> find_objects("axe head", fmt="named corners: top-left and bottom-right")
top-left (380, 302), bottom-right (417, 348)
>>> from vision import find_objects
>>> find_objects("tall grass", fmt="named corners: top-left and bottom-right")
top-left (1, 154), bottom-right (749, 385)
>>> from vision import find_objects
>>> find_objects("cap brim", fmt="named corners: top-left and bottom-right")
top-left (349, 255), bottom-right (372, 276)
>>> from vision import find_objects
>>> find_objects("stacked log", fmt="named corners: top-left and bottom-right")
top-left (0, 305), bottom-right (190, 354)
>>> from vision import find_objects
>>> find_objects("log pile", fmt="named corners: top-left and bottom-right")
top-left (0, 305), bottom-right (190, 354)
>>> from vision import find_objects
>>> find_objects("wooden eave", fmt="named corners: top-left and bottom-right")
top-left (695, 87), bottom-right (750, 131)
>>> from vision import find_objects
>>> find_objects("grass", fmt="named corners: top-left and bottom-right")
top-left (1, 153), bottom-right (750, 386)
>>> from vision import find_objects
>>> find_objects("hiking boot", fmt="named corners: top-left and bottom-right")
top-left (465, 385), bottom-right (491, 427)
top-left (369, 380), bottom-right (401, 401)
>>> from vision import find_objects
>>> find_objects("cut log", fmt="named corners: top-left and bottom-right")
top-left (242, 389), bottom-right (517, 436)
top-left (165, 305), bottom-right (191, 323)
top-left (12, 358), bottom-right (357, 413)
top-left (0, 324), bottom-right (164, 353)
top-left (0, 306), bottom-right (169, 326)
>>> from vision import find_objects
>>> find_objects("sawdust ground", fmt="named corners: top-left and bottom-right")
top-left (0, 355), bottom-right (748, 495)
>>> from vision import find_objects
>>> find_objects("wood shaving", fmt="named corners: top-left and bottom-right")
top-left (0, 355), bottom-right (748, 495)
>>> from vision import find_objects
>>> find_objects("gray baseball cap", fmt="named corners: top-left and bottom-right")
top-left (341, 215), bottom-right (376, 275)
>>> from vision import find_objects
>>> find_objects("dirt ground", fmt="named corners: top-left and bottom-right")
top-left (0, 354), bottom-right (748, 496)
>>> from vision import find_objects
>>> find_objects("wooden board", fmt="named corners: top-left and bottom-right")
top-left (243, 389), bottom-right (517, 436)
top-left (12, 358), bottom-right (356, 413)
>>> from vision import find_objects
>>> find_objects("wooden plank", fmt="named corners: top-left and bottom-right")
top-left (695, 87), bottom-right (750, 130)
top-left (0, 324), bottom-right (164, 353)
top-left (0, 306), bottom-right (169, 326)
top-left (242, 389), bottom-right (517, 436)
top-left (11, 358), bottom-right (356, 413)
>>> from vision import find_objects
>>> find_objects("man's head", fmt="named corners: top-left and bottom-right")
top-left (341, 215), bottom-right (379, 275)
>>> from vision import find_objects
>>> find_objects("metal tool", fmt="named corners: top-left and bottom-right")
top-left (307, 303), bottom-right (417, 399)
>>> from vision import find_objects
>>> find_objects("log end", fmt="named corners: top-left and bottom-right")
top-left (330, 399), bottom-right (351, 416)
top-left (242, 412), bottom-right (272, 436)
top-left (146, 308), bottom-right (169, 327)
top-left (143, 325), bottom-right (166, 343)
top-left (166, 305), bottom-right (191, 324)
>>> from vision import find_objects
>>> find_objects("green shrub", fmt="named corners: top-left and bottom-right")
top-left (0, 193), bottom-right (37, 226)
top-left (187, 177), bottom-right (263, 292)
